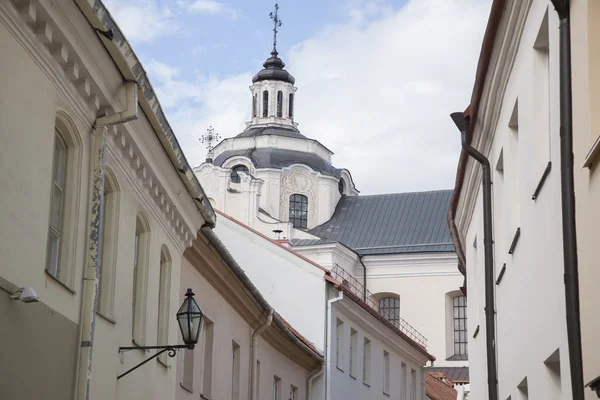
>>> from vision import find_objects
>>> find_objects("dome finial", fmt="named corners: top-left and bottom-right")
top-left (269, 2), bottom-right (282, 56)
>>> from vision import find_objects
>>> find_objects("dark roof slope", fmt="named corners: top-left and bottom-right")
top-left (305, 190), bottom-right (454, 255)
top-left (213, 148), bottom-right (342, 177)
top-left (235, 126), bottom-right (308, 140)
top-left (425, 366), bottom-right (470, 383)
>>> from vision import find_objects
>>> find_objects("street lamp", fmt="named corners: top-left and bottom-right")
top-left (117, 288), bottom-right (203, 380)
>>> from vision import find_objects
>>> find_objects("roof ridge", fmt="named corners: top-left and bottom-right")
top-left (354, 189), bottom-right (453, 197)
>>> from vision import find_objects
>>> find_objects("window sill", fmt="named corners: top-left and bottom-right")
top-left (158, 357), bottom-right (169, 368)
top-left (349, 374), bottom-right (356, 380)
top-left (446, 354), bottom-right (468, 361)
top-left (180, 382), bottom-right (193, 393)
top-left (45, 270), bottom-right (76, 294)
top-left (200, 395), bottom-right (211, 400)
top-left (532, 161), bottom-right (552, 200)
top-left (383, 391), bottom-right (390, 397)
top-left (363, 381), bottom-right (370, 388)
top-left (96, 311), bottom-right (116, 324)
top-left (336, 366), bottom-right (345, 373)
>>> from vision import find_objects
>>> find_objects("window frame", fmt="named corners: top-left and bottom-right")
top-left (289, 194), bottom-right (308, 229)
top-left (349, 328), bottom-right (358, 378)
top-left (452, 295), bottom-right (468, 357)
top-left (363, 337), bottom-right (371, 386)
top-left (231, 165), bottom-right (249, 183)
top-left (379, 296), bottom-right (400, 327)
top-left (277, 90), bottom-right (283, 117)
top-left (157, 245), bottom-right (172, 365)
top-left (289, 93), bottom-right (294, 118)
top-left (336, 318), bottom-right (344, 370)
top-left (263, 90), bottom-right (269, 117)
top-left (133, 213), bottom-right (150, 346)
top-left (383, 350), bottom-right (390, 395)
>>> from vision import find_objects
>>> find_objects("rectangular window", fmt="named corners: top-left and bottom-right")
top-left (181, 348), bottom-right (194, 392)
top-left (290, 385), bottom-right (298, 400)
top-left (46, 132), bottom-right (67, 278)
top-left (336, 318), bottom-right (344, 370)
top-left (363, 338), bottom-right (371, 385)
top-left (350, 328), bottom-right (358, 377)
top-left (157, 247), bottom-right (171, 365)
top-left (453, 296), bottom-right (468, 356)
top-left (133, 216), bottom-right (149, 345)
top-left (383, 351), bottom-right (390, 395)
top-left (401, 362), bottom-right (407, 400)
top-left (231, 341), bottom-right (240, 400)
top-left (273, 376), bottom-right (281, 400)
top-left (410, 369), bottom-right (417, 400)
top-left (202, 319), bottom-right (214, 398)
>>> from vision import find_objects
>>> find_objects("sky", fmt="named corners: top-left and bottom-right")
top-left (103, 0), bottom-right (492, 195)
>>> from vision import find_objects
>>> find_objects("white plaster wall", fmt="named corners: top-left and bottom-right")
top-left (214, 215), bottom-right (327, 351)
top-left (457, 1), bottom-right (571, 399)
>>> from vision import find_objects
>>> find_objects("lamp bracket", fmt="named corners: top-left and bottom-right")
top-left (117, 344), bottom-right (191, 379)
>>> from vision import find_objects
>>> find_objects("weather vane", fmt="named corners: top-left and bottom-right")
top-left (200, 126), bottom-right (221, 161)
top-left (269, 2), bottom-right (282, 55)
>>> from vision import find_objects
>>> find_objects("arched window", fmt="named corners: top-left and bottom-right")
top-left (263, 90), bottom-right (269, 117)
top-left (46, 112), bottom-right (83, 288)
top-left (289, 93), bottom-right (294, 119)
top-left (453, 295), bottom-right (467, 356)
top-left (98, 167), bottom-right (120, 318)
top-left (252, 93), bottom-right (257, 117)
top-left (379, 297), bottom-right (400, 327)
top-left (338, 179), bottom-right (345, 195)
top-left (230, 165), bottom-right (249, 183)
top-left (157, 245), bottom-right (172, 364)
top-left (289, 194), bottom-right (308, 229)
top-left (277, 91), bottom-right (283, 117)
top-left (133, 213), bottom-right (150, 345)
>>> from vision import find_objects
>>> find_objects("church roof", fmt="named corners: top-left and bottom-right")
top-left (235, 126), bottom-right (308, 139)
top-left (298, 190), bottom-right (454, 256)
top-left (213, 147), bottom-right (342, 177)
top-left (252, 52), bottom-right (295, 84)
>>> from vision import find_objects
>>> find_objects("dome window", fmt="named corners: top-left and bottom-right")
top-left (288, 93), bottom-right (294, 119)
top-left (289, 194), bottom-right (308, 229)
top-left (338, 179), bottom-right (345, 195)
top-left (277, 91), bottom-right (283, 118)
top-left (230, 165), bottom-right (249, 183)
top-left (252, 94), bottom-right (257, 117)
top-left (262, 90), bottom-right (269, 117)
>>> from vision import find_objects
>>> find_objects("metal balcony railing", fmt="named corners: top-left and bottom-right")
top-left (330, 264), bottom-right (428, 348)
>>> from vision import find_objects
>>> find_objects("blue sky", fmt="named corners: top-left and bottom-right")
top-left (104, 0), bottom-right (492, 194)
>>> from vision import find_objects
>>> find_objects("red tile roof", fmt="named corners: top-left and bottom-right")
top-left (426, 372), bottom-right (458, 400)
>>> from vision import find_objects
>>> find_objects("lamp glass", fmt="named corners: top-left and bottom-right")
top-left (176, 289), bottom-right (203, 346)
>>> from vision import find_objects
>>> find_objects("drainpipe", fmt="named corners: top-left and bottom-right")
top-left (306, 364), bottom-right (324, 400)
top-left (450, 112), bottom-right (498, 400)
top-left (548, 1), bottom-right (584, 398)
top-left (75, 81), bottom-right (138, 400)
top-left (249, 309), bottom-right (273, 400)
top-left (359, 256), bottom-right (367, 301)
top-left (325, 289), bottom-right (344, 400)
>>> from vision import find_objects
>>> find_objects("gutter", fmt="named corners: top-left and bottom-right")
top-left (548, 1), bottom-right (585, 398)
top-left (307, 365), bottom-right (324, 400)
top-left (73, 0), bottom-right (216, 228)
top-left (450, 113), bottom-right (498, 400)
top-left (75, 82), bottom-right (138, 400)
top-left (325, 290), bottom-right (344, 400)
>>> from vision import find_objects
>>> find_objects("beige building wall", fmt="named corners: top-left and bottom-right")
top-left (571, 1), bottom-right (600, 398)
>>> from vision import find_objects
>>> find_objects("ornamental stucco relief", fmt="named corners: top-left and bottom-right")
top-left (280, 168), bottom-right (318, 224)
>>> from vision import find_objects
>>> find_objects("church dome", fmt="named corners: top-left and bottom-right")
top-left (252, 51), bottom-right (295, 84)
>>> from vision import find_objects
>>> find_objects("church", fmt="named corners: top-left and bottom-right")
top-left (194, 17), bottom-right (468, 390)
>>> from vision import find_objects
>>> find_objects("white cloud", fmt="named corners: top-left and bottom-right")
top-left (149, 0), bottom-right (491, 194)
top-left (103, 0), bottom-right (179, 43)
top-left (179, 0), bottom-right (240, 18)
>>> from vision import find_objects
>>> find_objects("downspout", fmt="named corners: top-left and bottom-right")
top-left (306, 364), bottom-right (324, 400)
top-left (450, 113), bottom-right (498, 400)
top-left (548, 1), bottom-right (584, 398)
top-left (249, 309), bottom-right (273, 400)
top-left (359, 256), bottom-right (367, 301)
top-left (75, 81), bottom-right (138, 400)
top-left (325, 289), bottom-right (344, 400)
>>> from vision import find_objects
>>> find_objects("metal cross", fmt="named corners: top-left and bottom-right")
top-left (200, 126), bottom-right (221, 159)
top-left (269, 2), bottom-right (282, 54)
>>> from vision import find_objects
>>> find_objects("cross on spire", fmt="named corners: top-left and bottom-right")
top-left (269, 2), bottom-right (282, 56)
top-left (200, 126), bottom-right (221, 161)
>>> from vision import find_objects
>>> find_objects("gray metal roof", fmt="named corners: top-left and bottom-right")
top-left (213, 148), bottom-right (342, 177)
top-left (235, 126), bottom-right (308, 139)
top-left (290, 238), bottom-right (338, 246)
top-left (305, 190), bottom-right (455, 256)
top-left (425, 367), bottom-right (470, 383)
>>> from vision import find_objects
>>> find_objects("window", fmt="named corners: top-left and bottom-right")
top-left (363, 338), bottom-right (371, 385)
top-left (202, 319), bottom-right (214, 398)
top-left (453, 296), bottom-right (468, 356)
top-left (46, 131), bottom-right (67, 279)
top-left (133, 214), bottom-right (150, 345)
top-left (350, 328), bottom-right (358, 377)
top-left (277, 90), bottom-right (283, 117)
top-left (336, 318), bottom-right (344, 370)
top-left (289, 93), bottom-right (294, 118)
top-left (289, 194), bottom-right (308, 229)
top-left (263, 90), bottom-right (269, 117)
top-left (290, 386), bottom-right (298, 400)
top-left (253, 93), bottom-right (257, 117)
top-left (231, 341), bottom-right (240, 400)
top-left (98, 168), bottom-right (119, 319)
top-left (182, 348), bottom-right (194, 392)
top-left (157, 246), bottom-right (171, 365)
top-left (273, 376), bottom-right (281, 400)
top-left (338, 179), bottom-right (345, 195)
top-left (231, 165), bottom-right (249, 183)
top-left (383, 351), bottom-right (390, 395)
top-left (410, 369), bottom-right (417, 400)
top-left (379, 296), bottom-right (400, 327)
top-left (401, 362), bottom-right (407, 400)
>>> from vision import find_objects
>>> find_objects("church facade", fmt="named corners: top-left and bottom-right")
top-left (194, 38), bottom-right (467, 377)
